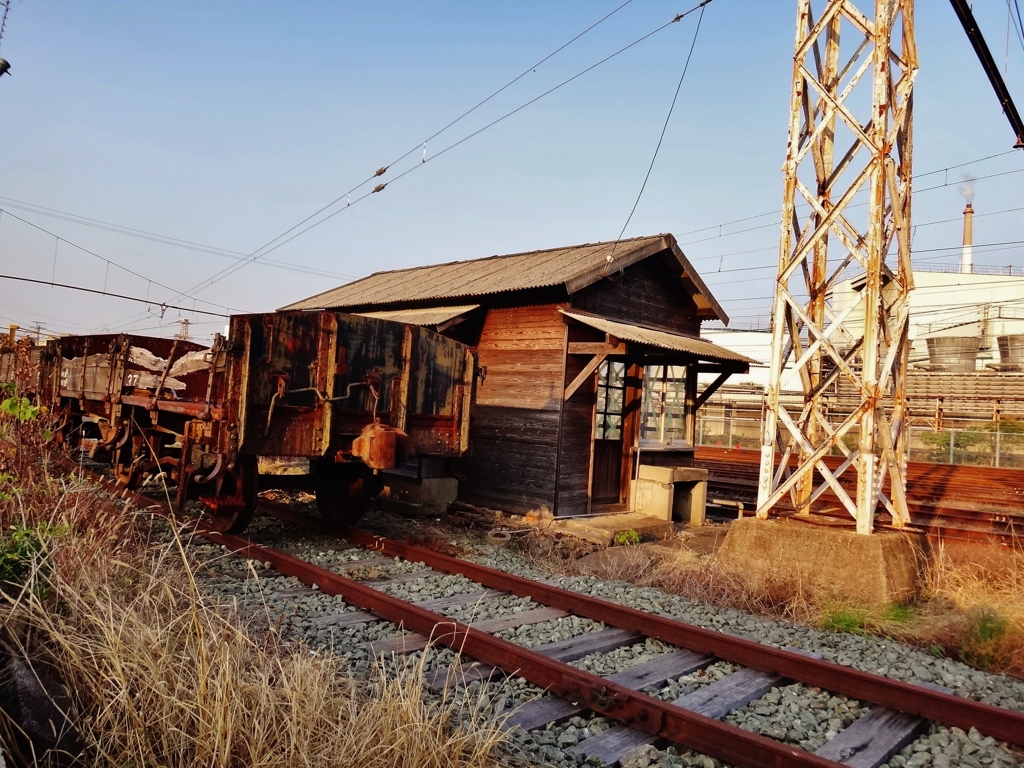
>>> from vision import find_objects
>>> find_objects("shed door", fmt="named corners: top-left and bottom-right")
top-left (592, 360), bottom-right (626, 504)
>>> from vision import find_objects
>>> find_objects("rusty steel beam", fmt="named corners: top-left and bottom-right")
top-left (759, 0), bottom-right (917, 534)
top-left (340, 528), bottom-right (1024, 749)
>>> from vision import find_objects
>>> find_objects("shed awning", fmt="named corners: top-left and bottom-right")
top-left (357, 305), bottom-right (479, 328)
top-left (560, 309), bottom-right (757, 368)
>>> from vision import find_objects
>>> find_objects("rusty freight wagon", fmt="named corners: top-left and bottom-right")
top-left (188, 310), bottom-right (474, 532)
top-left (27, 312), bottom-right (474, 533)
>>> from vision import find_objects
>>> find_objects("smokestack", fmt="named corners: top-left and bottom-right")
top-left (961, 203), bottom-right (974, 274)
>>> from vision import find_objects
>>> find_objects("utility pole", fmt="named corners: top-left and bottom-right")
top-left (757, 0), bottom-right (917, 534)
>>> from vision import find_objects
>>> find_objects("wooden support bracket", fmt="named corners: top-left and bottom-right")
top-left (567, 342), bottom-right (627, 356)
top-left (564, 352), bottom-right (609, 401)
top-left (695, 371), bottom-right (733, 410)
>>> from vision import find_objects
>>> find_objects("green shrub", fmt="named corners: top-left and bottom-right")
top-left (614, 529), bottom-right (641, 546)
top-left (959, 606), bottom-right (1012, 670)
top-left (821, 606), bottom-right (868, 635)
top-left (881, 602), bottom-right (914, 623)
top-left (0, 520), bottom-right (66, 595)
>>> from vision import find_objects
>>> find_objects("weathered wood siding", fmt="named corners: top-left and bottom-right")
top-left (572, 254), bottom-right (701, 336)
top-left (458, 304), bottom-right (567, 514)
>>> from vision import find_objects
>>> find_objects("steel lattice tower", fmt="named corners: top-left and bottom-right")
top-left (756, 0), bottom-right (917, 534)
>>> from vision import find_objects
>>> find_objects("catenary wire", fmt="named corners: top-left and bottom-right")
top-left (0, 274), bottom-right (230, 317)
top-left (175, 3), bottom-right (716, 299)
top-left (173, 0), bottom-right (643, 291)
top-left (612, 1), bottom-right (708, 246)
top-left (0, 197), bottom-right (358, 280)
top-left (0, 208), bottom-right (244, 313)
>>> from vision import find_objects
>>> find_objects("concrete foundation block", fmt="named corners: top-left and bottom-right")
top-left (555, 513), bottom-right (674, 548)
top-left (632, 466), bottom-right (708, 525)
top-left (716, 518), bottom-right (920, 607)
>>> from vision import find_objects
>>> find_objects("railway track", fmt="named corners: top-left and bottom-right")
top-left (85, 470), bottom-right (1024, 768)
top-left (696, 448), bottom-right (1024, 545)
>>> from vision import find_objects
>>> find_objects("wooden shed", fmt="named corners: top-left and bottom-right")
top-left (281, 233), bottom-right (753, 517)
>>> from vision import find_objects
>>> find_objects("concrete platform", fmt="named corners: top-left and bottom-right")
top-left (716, 517), bottom-right (921, 606)
top-left (553, 513), bottom-right (674, 548)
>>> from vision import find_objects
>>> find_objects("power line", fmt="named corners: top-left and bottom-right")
top-left (0, 207), bottom-right (245, 313)
top-left (171, 3), bottom-right (715, 299)
top-left (674, 150), bottom-right (1021, 242)
top-left (0, 0), bottom-right (10, 51)
top-left (168, 0), bottom-right (641, 295)
top-left (612, 1), bottom-right (708, 247)
top-left (0, 196), bottom-right (359, 280)
top-left (1009, 0), bottom-right (1024, 54)
top-left (678, 164), bottom-right (1024, 247)
top-left (0, 274), bottom-right (231, 317)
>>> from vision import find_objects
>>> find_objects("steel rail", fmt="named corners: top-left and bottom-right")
top-left (84, 472), bottom-right (1024, 755)
top-left (338, 528), bottom-right (1024, 748)
top-left (82, 478), bottom-right (837, 767)
top-left (204, 528), bottom-right (841, 768)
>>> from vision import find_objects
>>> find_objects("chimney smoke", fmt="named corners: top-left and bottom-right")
top-left (959, 174), bottom-right (975, 204)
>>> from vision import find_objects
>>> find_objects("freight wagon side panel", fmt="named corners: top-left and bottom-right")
top-left (231, 311), bottom-right (473, 461)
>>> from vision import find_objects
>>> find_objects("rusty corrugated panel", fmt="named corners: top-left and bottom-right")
top-left (560, 309), bottom-right (757, 366)
top-left (278, 234), bottom-right (729, 324)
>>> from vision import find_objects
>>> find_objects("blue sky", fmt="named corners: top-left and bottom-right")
top-left (1, 1), bottom-right (1022, 341)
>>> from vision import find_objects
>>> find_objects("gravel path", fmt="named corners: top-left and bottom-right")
top-left (182, 512), bottom-right (1024, 768)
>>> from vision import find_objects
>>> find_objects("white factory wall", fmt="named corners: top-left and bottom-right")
top-left (829, 269), bottom-right (1024, 368)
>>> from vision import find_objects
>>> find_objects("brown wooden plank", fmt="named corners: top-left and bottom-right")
top-left (814, 682), bottom-right (953, 768)
top-left (573, 667), bottom-right (783, 766)
top-left (533, 627), bottom-right (645, 662)
top-left (606, 649), bottom-right (712, 689)
top-left (506, 649), bottom-right (712, 732)
top-left (313, 610), bottom-right (380, 628)
top-left (414, 589), bottom-right (505, 612)
top-left (358, 570), bottom-right (439, 587)
top-left (505, 697), bottom-right (582, 732)
top-left (428, 662), bottom-right (500, 691)
top-left (677, 667), bottom-right (784, 718)
top-left (312, 590), bottom-right (504, 629)
top-left (814, 708), bottom-right (925, 768)
top-left (368, 606), bottom-right (568, 656)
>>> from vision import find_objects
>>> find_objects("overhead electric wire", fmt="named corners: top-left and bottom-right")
top-left (169, 2), bottom-right (716, 300)
top-left (678, 164), bottom-right (1024, 247)
top-left (0, 0), bottom-right (9, 50)
top-left (675, 150), bottom-right (1020, 242)
top-left (0, 274), bottom-right (231, 317)
top-left (0, 207), bottom-right (245, 313)
top-left (0, 196), bottom-right (358, 280)
top-left (611, 1), bottom-right (708, 247)
top-left (1007, 0), bottom-right (1024, 55)
top-left (174, 0), bottom-right (641, 292)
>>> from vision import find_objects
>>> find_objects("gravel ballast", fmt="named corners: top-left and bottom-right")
top-left (182, 512), bottom-right (1024, 768)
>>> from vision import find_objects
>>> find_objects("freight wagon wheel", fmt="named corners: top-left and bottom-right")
top-left (205, 456), bottom-right (258, 534)
top-left (315, 463), bottom-right (372, 528)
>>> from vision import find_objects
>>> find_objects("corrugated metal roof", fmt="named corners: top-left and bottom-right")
top-left (356, 305), bottom-right (479, 327)
top-left (561, 309), bottom-right (756, 367)
top-left (280, 233), bottom-right (727, 323)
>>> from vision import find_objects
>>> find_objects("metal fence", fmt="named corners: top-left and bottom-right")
top-left (695, 414), bottom-right (1024, 469)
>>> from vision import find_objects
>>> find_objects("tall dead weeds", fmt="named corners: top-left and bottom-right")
top-left (0, 430), bottom-right (511, 766)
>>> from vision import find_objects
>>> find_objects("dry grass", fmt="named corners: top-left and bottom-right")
top-left (540, 538), bottom-right (1024, 677)
top-left (915, 544), bottom-right (1024, 674)
top-left (540, 544), bottom-right (818, 624)
top-left (0, 419), bottom-right (511, 766)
